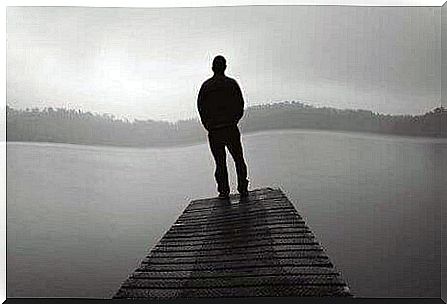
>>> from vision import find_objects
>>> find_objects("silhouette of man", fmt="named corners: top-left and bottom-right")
top-left (197, 55), bottom-right (249, 199)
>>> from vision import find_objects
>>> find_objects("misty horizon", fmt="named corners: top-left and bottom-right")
top-left (5, 98), bottom-right (444, 124)
top-left (7, 5), bottom-right (442, 122)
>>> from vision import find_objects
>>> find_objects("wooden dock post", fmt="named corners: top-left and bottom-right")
top-left (114, 187), bottom-right (351, 298)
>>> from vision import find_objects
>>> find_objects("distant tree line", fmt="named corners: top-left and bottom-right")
top-left (240, 101), bottom-right (446, 138)
top-left (6, 101), bottom-right (446, 147)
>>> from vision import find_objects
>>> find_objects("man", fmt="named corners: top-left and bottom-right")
top-left (197, 55), bottom-right (249, 199)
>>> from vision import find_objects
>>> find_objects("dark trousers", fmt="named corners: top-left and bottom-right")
top-left (208, 125), bottom-right (248, 195)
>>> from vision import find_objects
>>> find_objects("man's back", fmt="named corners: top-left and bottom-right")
top-left (198, 55), bottom-right (249, 198)
top-left (197, 75), bottom-right (244, 131)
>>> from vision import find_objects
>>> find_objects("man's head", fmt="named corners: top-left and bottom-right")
top-left (212, 55), bottom-right (226, 75)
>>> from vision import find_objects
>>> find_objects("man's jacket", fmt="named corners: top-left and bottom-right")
top-left (197, 75), bottom-right (244, 131)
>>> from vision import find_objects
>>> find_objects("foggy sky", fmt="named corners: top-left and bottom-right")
top-left (7, 5), bottom-right (442, 121)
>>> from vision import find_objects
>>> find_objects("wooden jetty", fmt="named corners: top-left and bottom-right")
top-left (114, 187), bottom-right (351, 298)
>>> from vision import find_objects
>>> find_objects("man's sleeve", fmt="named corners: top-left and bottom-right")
top-left (197, 84), bottom-right (208, 130)
top-left (233, 80), bottom-right (245, 122)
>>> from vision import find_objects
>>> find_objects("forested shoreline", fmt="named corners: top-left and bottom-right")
top-left (6, 101), bottom-right (446, 147)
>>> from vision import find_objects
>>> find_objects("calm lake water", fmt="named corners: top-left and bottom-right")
top-left (7, 130), bottom-right (446, 298)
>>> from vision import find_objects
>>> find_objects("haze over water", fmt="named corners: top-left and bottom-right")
top-left (7, 6), bottom-right (441, 121)
top-left (7, 130), bottom-right (446, 298)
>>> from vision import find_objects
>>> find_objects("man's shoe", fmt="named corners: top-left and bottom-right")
top-left (218, 192), bottom-right (230, 199)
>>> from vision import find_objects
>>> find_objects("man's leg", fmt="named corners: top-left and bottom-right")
top-left (226, 126), bottom-right (249, 194)
top-left (208, 131), bottom-right (230, 196)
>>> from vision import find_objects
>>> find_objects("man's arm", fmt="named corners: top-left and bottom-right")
top-left (233, 80), bottom-right (244, 123)
top-left (197, 84), bottom-right (209, 130)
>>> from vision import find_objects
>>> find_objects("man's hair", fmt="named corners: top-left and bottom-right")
top-left (212, 55), bottom-right (226, 73)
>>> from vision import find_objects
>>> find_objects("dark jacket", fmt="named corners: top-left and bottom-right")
top-left (197, 74), bottom-right (244, 131)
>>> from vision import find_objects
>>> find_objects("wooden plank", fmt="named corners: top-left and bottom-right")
top-left (113, 187), bottom-right (352, 298)
top-left (131, 267), bottom-right (342, 279)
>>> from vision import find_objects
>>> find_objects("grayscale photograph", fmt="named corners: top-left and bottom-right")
top-left (6, 3), bottom-right (447, 299)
